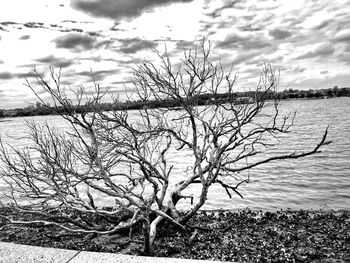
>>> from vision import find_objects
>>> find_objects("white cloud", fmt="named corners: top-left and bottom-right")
top-left (0, 0), bottom-right (349, 108)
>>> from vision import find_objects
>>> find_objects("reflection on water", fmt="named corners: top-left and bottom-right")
top-left (1, 97), bottom-right (349, 211)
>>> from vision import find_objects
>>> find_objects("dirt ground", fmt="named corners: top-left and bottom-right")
top-left (1, 208), bottom-right (349, 262)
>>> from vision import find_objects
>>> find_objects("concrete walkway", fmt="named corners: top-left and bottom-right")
top-left (0, 242), bottom-right (226, 263)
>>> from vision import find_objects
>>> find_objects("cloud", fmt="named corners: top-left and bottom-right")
top-left (36, 55), bottom-right (74, 68)
top-left (320, 70), bottom-right (329, 74)
top-left (338, 53), bottom-right (350, 64)
top-left (175, 40), bottom-right (195, 50)
top-left (0, 21), bottom-right (88, 35)
top-left (239, 24), bottom-right (263, 32)
top-left (333, 30), bottom-right (350, 43)
top-left (205, 1), bottom-right (242, 19)
top-left (0, 71), bottom-right (37, 80)
top-left (244, 39), bottom-right (271, 50)
top-left (235, 51), bottom-right (261, 65)
top-left (118, 38), bottom-right (157, 54)
top-left (296, 44), bottom-right (335, 60)
top-left (215, 33), bottom-right (273, 59)
top-left (71, 0), bottom-right (193, 20)
top-left (13, 72), bottom-right (38, 80)
top-left (74, 69), bottom-right (121, 82)
top-left (314, 20), bottom-right (330, 30)
top-left (24, 22), bottom-right (44, 28)
top-left (215, 33), bottom-right (250, 49)
top-left (345, 45), bottom-right (350, 52)
top-left (288, 67), bottom-right (306, 73)
top-left (19, 35), bottom-right (30, 40)
top-left (54, 33), bottom-right (97, 51)
top-left (269, 29), bottom-right (292, 40)
top-left (0, 72), bottom-right (13, 80)
top-left (292, 73), bottom-right (350, 90)
top-left (0, 21), bottom-right (18, 27)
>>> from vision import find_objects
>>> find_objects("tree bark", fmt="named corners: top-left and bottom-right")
top-left (142, 217), bottom-right (151, 255)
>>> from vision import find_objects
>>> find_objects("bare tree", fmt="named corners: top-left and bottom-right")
top-left (0, 42), bottom-right (330, 255)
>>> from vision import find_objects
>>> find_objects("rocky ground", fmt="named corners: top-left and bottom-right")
top-left (1, 208), bottom-right (349, 263)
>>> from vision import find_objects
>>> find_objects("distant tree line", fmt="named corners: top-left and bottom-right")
top-left (278, 86), bottom-right (350, 99)
top-left (1, 86), bottom-right (349, 118)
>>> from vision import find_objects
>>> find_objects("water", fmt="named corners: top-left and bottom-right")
top-left (0, 97), bottom-right (349, 211)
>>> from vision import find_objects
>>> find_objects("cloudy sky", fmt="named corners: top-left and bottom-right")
top-left (0, 0), bottom-right (349, 109)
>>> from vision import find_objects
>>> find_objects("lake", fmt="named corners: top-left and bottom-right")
top-left (0, 97), bottom-right (349, 211)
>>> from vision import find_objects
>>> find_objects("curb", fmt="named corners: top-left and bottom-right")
top-left (0, 242), bottom-right (227, 263)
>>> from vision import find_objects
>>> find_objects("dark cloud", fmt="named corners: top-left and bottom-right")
top-left (0, 71), bottom-right (38, 81)
top-left (244, 40), bottom-right (271, 50)
top-left (320, 70), bottom-right (329, 74)
top-left (218, 50), bottom-right (262, 69)
top-left (0, 20), bottom-right (90, 35)
top-left (235, 51), bottom-right (261, 65)
top-left (19, 35), bottom-right (30, 40)
top-left (110, 80), bottom-right (134, 85)
top-left (215, 33), bottom-right (249, 49)
top-left (314, 20), bottom-right (330, 30)
top-left (216, 33), bottom-right (272, 54)
top-left (0, 72), bottom-right (13, 80)
top-left (205, 1), bottom-right (242, 18)
top-left (110, 22), bottom-right (127, 32)
top-left (118, 38), bottom-right (157, 54)
top-left (333, 31), bottom-right (350, 43)
top-left (0, 60), bottom-right (4, 64)
top-left (338, 53), bottom-right (350, 64)
top-left (345, 45), bottom-right (350, 52)
top-left (296, 45), bottom-right (335, 60)
top-left (0, 21), bottom-right (17, 26)
top-left (54, 33), bottom-right (97, 51)
top-left (71, 0), bottom-right (193, 20)
top-left (14, 72), bottom-right (38, 79)
top-left (199, 20), bottom-right (213, 33)
top-left (239, 24), bottom-right (263, 32)
top-left (333, 13), bottom-right (350, 32)
top-left (35, 55), bottom-right (74, 68)
top-left (269, 29), bottom-right (292, 40)
top-left (175, 40), bottom-right (195, 50)
top-left (62, 20), bottom-right (78, 23)
top-left (74, 69), bottom-right (121, 82)
top-left (23, 22), bottom-right (47, 29)
top-left (1, 22), bottom-right (100, 43)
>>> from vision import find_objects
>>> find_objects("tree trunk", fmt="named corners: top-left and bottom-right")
top-left (142, 217), bottom-right (151, 256)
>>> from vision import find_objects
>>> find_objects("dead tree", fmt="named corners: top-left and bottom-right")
top-left (0, 42), bottom-right (330, 255)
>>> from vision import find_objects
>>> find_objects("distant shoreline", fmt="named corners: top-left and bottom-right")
top-left (1, 87), bottom-right (349, 119)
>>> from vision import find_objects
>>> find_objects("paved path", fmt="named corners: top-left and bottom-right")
top-left (0, 242), bottom-right (226, 263)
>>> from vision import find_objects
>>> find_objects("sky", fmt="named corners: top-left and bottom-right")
top-left (0, 0), bottom-right (350, 109)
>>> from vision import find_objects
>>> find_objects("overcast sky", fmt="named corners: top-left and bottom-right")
top-left (0, 0), bottom-right (349, 109)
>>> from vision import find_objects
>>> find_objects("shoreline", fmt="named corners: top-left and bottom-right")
top-left (1, 207), bottom-right (349, 262)
top-left (1, 94), bottom-right (349, 119)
